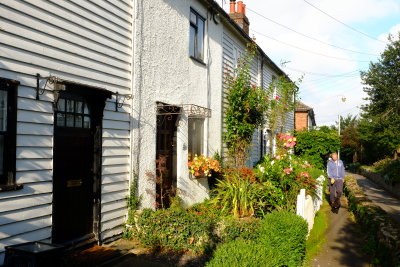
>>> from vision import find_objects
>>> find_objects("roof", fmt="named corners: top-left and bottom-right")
top-left (201, 0), bottom-right (287, 77)
top-left (295, 102), bottom-right (314, 112)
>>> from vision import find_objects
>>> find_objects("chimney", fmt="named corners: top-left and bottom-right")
top-left (229, 0), bottom-right (250, 35)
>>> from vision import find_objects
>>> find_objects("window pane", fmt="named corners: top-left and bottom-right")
top-left (56, 113), bottom-right (65, 127)
top-left (83, 103), bottom-right (90, 115)
top-left (0, 90), bottom-right (7, 131)
top-left (66, 114), bottom-right (74, 127)
top-left (197, 18), bottom-right (204, 60)
top-left (75, 115), bottom-right (82, 128)
top-left (189, 26), bottom-right (196, 57)
top-left (0, 135), bottom-right (4, 175)
top-left (188, 118), bottom-right (204, 157)
top-left (76, 101), bottom-right (83, 114)
top-left (83, 116), bottom-right (91, 128)
top-left (190, 11), bottom-right (197, 24)
top-left (66, 99), bottom-right (74, 113)
top-left (57, 98), bottom-right (65, 112)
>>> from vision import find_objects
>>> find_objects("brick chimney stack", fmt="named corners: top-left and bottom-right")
top-left (229, 0), bottom-right (250, 35)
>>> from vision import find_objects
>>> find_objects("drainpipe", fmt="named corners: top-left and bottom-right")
top-left (260, 58), bottom-right (264, 159)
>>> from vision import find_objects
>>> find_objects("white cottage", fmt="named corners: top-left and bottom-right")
top-left (133, 0), bottom-right (294, 209)
top-left (0, 0), bottom-right (295, 263)
top-left (0, 0), bottom-right (133, 263)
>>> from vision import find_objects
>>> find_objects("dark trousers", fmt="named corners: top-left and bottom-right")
top-left (329, 179), bottom-right (344, 203)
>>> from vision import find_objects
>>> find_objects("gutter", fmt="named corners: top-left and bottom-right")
top-left (201, 0), bottom-right (288, 78)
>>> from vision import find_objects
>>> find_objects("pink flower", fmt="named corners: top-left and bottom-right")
top-left (284, 168), bottom-right (293, 174)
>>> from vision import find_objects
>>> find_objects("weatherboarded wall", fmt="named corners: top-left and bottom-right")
top-left (0, 0), bottom-right (133, 263)
top-left (221, 30), bottom-right (288, 166)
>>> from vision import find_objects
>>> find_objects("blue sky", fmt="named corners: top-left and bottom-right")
top-left (221, 0), bottom-right (400, 126)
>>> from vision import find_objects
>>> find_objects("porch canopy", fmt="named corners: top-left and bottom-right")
top-left (156, 103), bottom-right (211, 118)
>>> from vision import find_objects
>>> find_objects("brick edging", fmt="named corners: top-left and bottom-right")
top-left (344, 177), bottom-right (400, 267)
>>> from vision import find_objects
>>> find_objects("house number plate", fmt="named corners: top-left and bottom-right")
top-left (67, 179), bottom-right (83, 187)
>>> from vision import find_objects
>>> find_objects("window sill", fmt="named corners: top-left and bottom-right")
top-left (190, 56), bottom-right (206, 66)
top-left (0, 183), bottom-right (24, 193)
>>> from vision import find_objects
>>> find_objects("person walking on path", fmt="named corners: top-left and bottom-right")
top-left (327, 152), bottom-right (345, 212)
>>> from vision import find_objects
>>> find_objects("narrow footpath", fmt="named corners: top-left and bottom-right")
top-left (346, 172), bottom-right (400, 223)
top-left (311, 198), bottom-right (370, 267)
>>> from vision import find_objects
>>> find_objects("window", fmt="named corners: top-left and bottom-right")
top-left (263, 129), bottom-right (272, 155)
top-left (0, 78), bottom-right (19, 190)
top-left (188, 118), bottom-right (204, 159)
top-left (55, 96), bottom-right (91, 129)
top-left (189, 8), bottom-right (205, 61)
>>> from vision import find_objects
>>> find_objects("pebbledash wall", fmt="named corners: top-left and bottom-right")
top-left (0, 0), bottom-right (133, 263)
top-left (133, 0), bottom-right (293, 209)
top-left (132, 0), bottom-right (224, 208)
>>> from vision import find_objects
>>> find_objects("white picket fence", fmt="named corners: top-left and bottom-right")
top-left (296, 175), bottom-right (325, 233)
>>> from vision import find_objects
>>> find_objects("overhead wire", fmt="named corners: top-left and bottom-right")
top-left (282, 67), bottom-right (359, 77)
top-left (251, 29), bottom-right (372, 63)
top-left (303, 0), bottom-right (386, 44)
top-left (246, 7), bottom-right (380, 56)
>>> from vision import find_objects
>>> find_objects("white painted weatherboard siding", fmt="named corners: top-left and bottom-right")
top-left (0, 0), bottom-right (132, 263)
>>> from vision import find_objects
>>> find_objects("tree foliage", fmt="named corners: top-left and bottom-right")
top-left (360, 33), bottom-right (400, 161)
top-left (295, 126), bottom-right (340, 168)
top-left (223, 43), bottom-right (269, 167)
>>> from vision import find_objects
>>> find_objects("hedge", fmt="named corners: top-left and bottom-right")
top-left (344, 177), bottom-right (400, 267)
top-left (206, 211), bottom-right (308, 267)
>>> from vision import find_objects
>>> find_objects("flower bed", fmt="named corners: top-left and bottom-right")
top-left (344, 177), bottom-right (400, 267)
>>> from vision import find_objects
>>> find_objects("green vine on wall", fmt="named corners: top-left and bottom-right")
top-left (223, 43), bottom-right (269, 167)
top-left (265, 75), bottom-right (301, 154)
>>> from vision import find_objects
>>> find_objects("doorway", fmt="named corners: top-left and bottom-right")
top-left (52, 86), bottom-right (109, 244)
top-left (156, 106), bottom-right (179, 209)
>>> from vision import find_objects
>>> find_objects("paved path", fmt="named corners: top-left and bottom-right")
top-left (311, 198), bottom-right (370, 267)
top-left (346, 172), bottom-right (400, 223)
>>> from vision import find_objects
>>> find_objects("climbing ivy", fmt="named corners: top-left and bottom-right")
top-left (223, 43), bottom-right (269, 167)
top-left (265, 76), bottom-right (300, 154)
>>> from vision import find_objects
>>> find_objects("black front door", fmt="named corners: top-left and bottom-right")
top-left (53, 91), bottom-right (99, 243)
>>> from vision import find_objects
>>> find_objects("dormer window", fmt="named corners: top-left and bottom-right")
top-left (189, 8), bottom-right (205, 61)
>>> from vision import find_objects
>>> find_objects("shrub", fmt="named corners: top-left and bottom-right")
top-left (255, 154), bottom-right (319, 211)
top-left (371, 158), bottom-right (400, 183)
top-left (134, 208), bottom-right (216, 253)
top-left (211, 169), bottom-right (284, 217)
top-left (217, 217), bottom-right (261, 243)
top-left (211, 170), bottom-right (265, 217)
top-left (348, 162), bottom-right (361, 172)
top-left (207, 211), bottom-right (308, 267)
top-left (372, 157), bottom-right (393, 172)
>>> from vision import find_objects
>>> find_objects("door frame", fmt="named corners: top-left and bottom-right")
top-left (155, 103), bottom-right (180, 209)
top-left (52, 82), bottom-right (112, 245)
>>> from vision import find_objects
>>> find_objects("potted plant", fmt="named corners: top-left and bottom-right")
top-left (188, 154), bottom-right (220, 179)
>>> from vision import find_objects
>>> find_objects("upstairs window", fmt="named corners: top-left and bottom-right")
top-left (189, 8), bottom-right (205, 61)
top-left (0, 78), bottom-right (18, 190)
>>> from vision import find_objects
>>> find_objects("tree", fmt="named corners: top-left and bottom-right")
top-left (360, 32), bottom-right (400, 160)
top-left (337, 114), bottom-right (358, 130)
top-left (295, 126), bottom-right (340, 169)
top-left (223, 43), bottom-right (269, 167)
